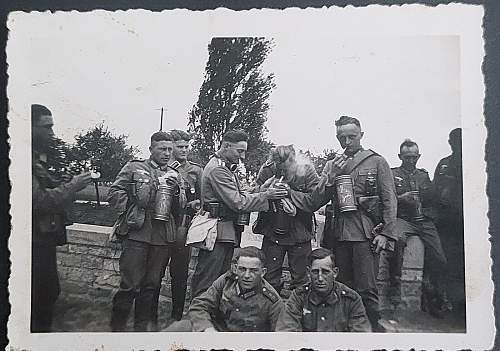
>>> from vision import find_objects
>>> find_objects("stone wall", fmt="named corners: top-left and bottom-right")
top-left (56, 219), bottom-right (424, 315)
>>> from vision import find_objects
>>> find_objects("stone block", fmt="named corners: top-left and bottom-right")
top-left (401, 281), bottom-right (422, 298)
top-left (402, 235), bottom-right (424, 269)
top-left (66, 223), bottom-right (111, 247)
top-left (81, 255), bottom-right (104, 269)
top-left (57, 252), bottom-right (82, 267)
top-left (401, 268), bottom-right (423, 282)
top-left (160, 282), bottom-right (172, 298)
top-left (57, 245), bottom-right (69, 253)
top-left (103, 258), bottom-right (119, 272)
top-left (60, 280), bottom-right (89, 295)
top-left (59, 266), bottom-right (95, 284)
top-left (88, 286), bottom-right (114, 299)
top-left (94, 273), bottom-right (121, 288)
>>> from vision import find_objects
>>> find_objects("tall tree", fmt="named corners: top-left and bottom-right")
top-left (188, 37), bottom-right (276, 174)
top-left (66, 123), bottom-right (139, 181)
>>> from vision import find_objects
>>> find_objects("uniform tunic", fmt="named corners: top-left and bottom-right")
top-left (388, 166), bottom-right (447, 303)
top-left (191, 155), bottom-right (270, 297)
top-left (108, 158), bottom-right (182, 331)
top-left (433, 153), bottom-right (465, 306)
top-left (276, 281), bottom-right (371, 332)
top-left (32, 152), bottom-right (80, 332)
top-left (189, 272), bottom-right (283, 332)
top-left (256, 161), bottom-right (319, 292)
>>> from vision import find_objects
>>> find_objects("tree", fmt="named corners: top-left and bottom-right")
top-left (188, 37), bottom-right (276, 175)
top-left (301, 149), bottom-right (337, 175)
top-left (66, 123), bottom-right (139, 181)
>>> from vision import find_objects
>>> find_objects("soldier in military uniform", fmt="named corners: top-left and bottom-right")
top-left (164, 246), bottom-right (283, 332)
top-left (108, 131), bottom-right (183, 331)
top-left (150, 129), bottom-right (203, 322)
top-left (276, 248), bottom-right (371, 332)
top-left (255, 145), bottom-right (320, 295)
top-left (290, 116), bottom-right (397, 332)
top-left (31, 104), bottom-right (93, 332)
top-left (433, 128), bottom-right (465, 314)
top-left (190, 130), bottom-right (288, 298)
top-left (387, 139), bottom-right (449, 316)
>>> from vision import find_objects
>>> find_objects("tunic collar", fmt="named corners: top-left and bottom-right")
top-left (308, 284), bottom-right (340, 306)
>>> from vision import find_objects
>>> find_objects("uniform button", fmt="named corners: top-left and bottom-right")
top-left (275, 240), bottom-right (279, 244)
top-left (263, 288), bottom-right (266, 292)
top-left (235, 308), bottom-right (239, 312)
top-left (273, 257), bottom-right (277, 261)
top-left (342, 291), bottom-right (346, 295)
top-left (320, 316), bottom-right (326, 321)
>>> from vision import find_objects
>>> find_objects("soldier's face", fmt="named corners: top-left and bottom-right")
top-left (32, 115), bottom-right (55, 150)
top-left (223, 141), bottom-right (247, 165)
top-left (399, 146), bottom-right (420, 169)
top-left (336, 124), bottom-right (363, 153)
top-left (235, 256), bottom-right (266, 291)
top-left (173, 140), bottom-right (190, 162)
top-left (308, 256), bottom-right (338, 296)
top-left (149, 140), bottom-right (173, 166)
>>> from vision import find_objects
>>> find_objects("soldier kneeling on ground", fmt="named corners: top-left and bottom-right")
top-left (276, 248), bottom-right (371, 332)
top-left (164, 246), bottom-right (283, 332)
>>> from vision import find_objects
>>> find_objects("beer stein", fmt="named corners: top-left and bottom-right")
top-left (335, 175), bottom-right (357, 212)
top-left (153, 183), bottom-right (175, 221)
top-left (409, 190), bottom-right (425, 222)
top-left (235, 212), bottom-right (251, 226)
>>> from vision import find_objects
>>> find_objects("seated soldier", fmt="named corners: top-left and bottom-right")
top-left (276, 248), bottom-right (371, 332)
top-left (164, 246), bottom-right (283, 332)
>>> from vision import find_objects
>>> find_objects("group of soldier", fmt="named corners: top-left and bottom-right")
top-left (31, 104), bottom-right (464, 333)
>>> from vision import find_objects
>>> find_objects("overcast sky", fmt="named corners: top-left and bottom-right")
top-left (8, 9), bottom-right (460, 174)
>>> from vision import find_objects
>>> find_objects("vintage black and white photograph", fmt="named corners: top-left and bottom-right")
top-left (6, 4), bottom-right (492, 350)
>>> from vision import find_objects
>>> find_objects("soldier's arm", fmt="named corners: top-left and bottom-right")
top-left (208, 167), bottom-right (270, 212)
top-left (268, 297), bottom-right (285, 331)
top-left (275, 290), bottom-right (303, 331)
top-left (419, 171), bottom-right (435, 205)
top-left (376, 157), bottom-right (398, 240)
top-left (32, 173), bottom-right (82, 211)
top-left (347, 294), bottom-right (372, 332)
top-left (290, 174), bottom-right (332, 213)
top-left (188, 275), bottom-right (226, 332)
top-left (107, 162), bottom-right (133, 213)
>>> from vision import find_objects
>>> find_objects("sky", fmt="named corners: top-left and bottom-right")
top-left (7, 8), bottom-right (460, 175)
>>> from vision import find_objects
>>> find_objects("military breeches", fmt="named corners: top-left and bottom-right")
top-left (261, 238), bottom-right (311, 293)
top-left (110, 239), bottom-right (170, 332)
top-left (151, 242), bottom-right (191, 326)
top-left (334, 241), bottom-right (380, 326)
top-left (31, 243), bottom-right (60, 332)
top-left (436, 216), bottom-right (465, 306)
top-left (190, 242), bottom-right (234, 298)
top-left (388, 219), bottom-right (447, 295)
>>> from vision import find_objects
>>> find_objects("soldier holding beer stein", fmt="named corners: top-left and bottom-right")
top-left (387, 139), bottom-right (450, 317)
top-left (190, 130), bottom-right (288, 298)
top-left (254, 145), bottom-right (320, 296)
top-left (108, 131), bottom-right (184, 332)
top-left (289, 116), bottom-right (397, 332)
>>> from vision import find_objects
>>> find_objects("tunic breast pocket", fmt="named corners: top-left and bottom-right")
top-left (357, 169), bottom-right (378, 196)
top-left (134, 173), bottom-right (154, 208)
top-left (302, 307), bottom-right (315, 332)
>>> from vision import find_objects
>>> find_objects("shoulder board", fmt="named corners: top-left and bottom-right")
top-left (335, 282), bottom-right (359, 300)
top-left (294, 283), bottom-right (311, 295)
top-left (367, 149), bottom-right (380, 156)
top-left (130, 159), bottom-right (145, 163)
top-left (418, 168), bottom-right (428, 173)
top-left (188, 160), bottom-right (203, 168)
top-left (261, 285), bottom-right (279, 303)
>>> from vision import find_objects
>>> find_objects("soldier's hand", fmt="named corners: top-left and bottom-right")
top-left (260, 175), bottom-right (276, 190)
top-left (281, 198), bottom-right (297, 216)
top-left (324, 154), bottom-right (348, 184)
top-left (264, 186), bottom-right (288, 200)
top-left (72, 172), bottom-right (93, 192)
top-left (204, 327), bottom-right (218, 332)
top-left (187, 199), bottom-right (201, 211)
top-left (371, 235), bottom-right (388, 254)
